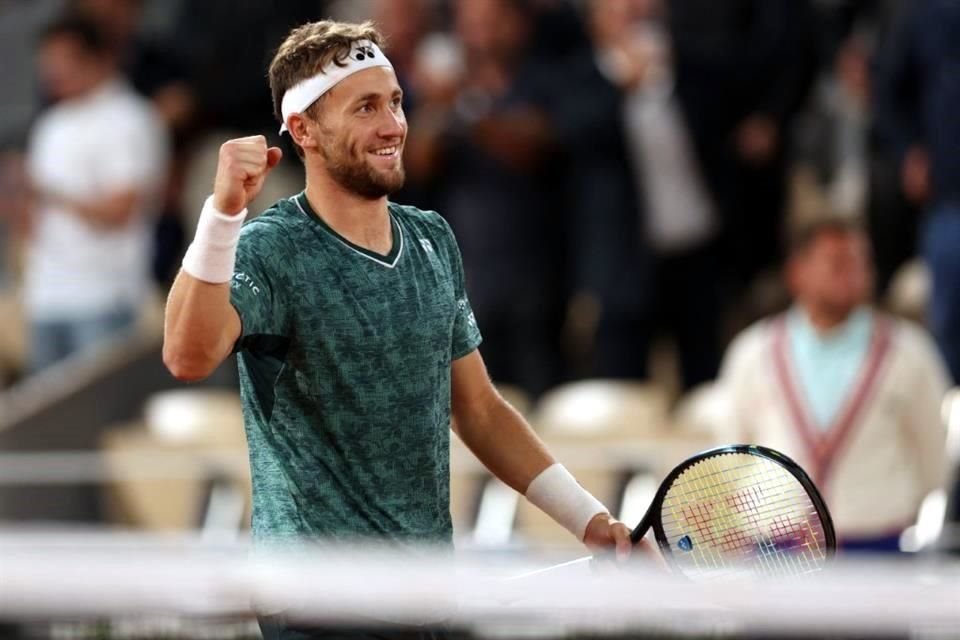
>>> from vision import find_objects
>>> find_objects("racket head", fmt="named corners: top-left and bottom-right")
top-left (641, 444), bottom-right (836, 582)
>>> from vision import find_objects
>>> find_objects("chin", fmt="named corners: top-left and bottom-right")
top-left (375, 169), bottom-right (406, 194)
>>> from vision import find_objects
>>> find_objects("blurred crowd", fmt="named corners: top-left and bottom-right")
top-left (1, 0), bottom-right (960, 550)
top-left (0, 0), bottom-right (956, 398)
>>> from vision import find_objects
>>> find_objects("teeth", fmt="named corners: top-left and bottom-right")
top-left (372, 146), bottom-right (397, 156)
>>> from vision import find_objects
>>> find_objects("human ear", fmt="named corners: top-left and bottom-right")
top-left (289, 114), bottom-right (320, 152)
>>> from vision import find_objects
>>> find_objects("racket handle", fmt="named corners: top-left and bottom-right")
top-left (630, 512), bottom-right (653, 545)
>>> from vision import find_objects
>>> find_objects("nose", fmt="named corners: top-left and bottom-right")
top-left (379, 106), bottom-right (406, 140)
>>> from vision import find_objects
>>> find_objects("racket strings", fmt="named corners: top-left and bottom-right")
top-left (689, 456), bottom-right (825, 574)
top-left (658, 453), bottom-right (828, 580)
top-left (692, 456), bottom-right (825, 572)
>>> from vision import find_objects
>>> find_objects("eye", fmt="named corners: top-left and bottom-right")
top-left (390, 96), bottom-right (402, 110)
top-left (357, 103), bottom-right (374, 114)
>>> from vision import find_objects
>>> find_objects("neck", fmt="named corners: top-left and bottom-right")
top-left (800, 304), bottom-right (858, 334)
top-left (83, 72), bottom-right (115, 97)
top-left (303, 167), bottom-right (392, 252)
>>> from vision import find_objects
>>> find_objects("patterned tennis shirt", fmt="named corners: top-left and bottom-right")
top-left (230, 192), bottom-right (482, 544)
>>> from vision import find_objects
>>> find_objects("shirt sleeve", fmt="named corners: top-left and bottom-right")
top-left (230, 220), bottom-right (289, 352)
top-left (439, 218), bottom-right (482, 360)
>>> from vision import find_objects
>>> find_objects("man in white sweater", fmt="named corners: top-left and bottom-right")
top-left (719, 218), bottom-right (950, 551)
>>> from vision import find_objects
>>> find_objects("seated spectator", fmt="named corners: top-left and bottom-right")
top-left (23, 14), bottom-right (168, 371)
top-left (718, 218), bottom-right (949, 552)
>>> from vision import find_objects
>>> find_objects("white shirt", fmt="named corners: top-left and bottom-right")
top-left (25, 78), bottom-right (168, 319)
top-left (598, 24), bottom-right (717, 253)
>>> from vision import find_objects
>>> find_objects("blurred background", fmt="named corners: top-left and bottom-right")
top-left (1, 0), bottom-right (959, 569)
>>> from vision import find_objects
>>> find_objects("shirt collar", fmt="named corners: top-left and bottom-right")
top-left (788, 305), bottom-right (873, 346)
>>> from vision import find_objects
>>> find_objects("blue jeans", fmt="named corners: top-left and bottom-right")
top-left (922, 204), bottom-right (960, 384)
top-left (30, 306), bottom-right (137, 373)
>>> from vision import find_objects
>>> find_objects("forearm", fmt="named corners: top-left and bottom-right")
top-left (454, 393), bottom-right (555, 494)
top-left (455, 390), bottom-right (608, 540)
top-left (162, 270), bottom-right (239, 381)
top-left (162, 195), bottom-right (246, 381)
top-left (42, 188), bottom-right (138, 229)
top-left (162, 135), bottom-right (279, 383)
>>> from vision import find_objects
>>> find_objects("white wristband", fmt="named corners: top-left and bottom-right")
top-left (181, 195), bottom-right (248, 284)
top-left (525, 463), bottom-right (609, 541)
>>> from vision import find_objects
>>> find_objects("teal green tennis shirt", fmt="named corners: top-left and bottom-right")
top-left (229, 193), bottom-right (482, 544)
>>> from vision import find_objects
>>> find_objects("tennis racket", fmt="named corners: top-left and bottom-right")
top-left (629, 444), bottom-right (835, 582)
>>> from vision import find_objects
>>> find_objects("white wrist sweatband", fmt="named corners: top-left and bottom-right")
top-left (525, 463), bottom-right (609, 541)
top-left (181, 195), bottom-right (247, 284)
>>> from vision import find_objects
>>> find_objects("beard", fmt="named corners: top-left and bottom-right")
top-left (321, 139), bottom-right (406, 200)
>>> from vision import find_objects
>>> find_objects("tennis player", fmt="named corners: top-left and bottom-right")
top-left (163, 19), bottom-right (635, 636)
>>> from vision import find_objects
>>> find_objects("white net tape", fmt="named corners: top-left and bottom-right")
top-left (2, 530), bottom-right (959, 638)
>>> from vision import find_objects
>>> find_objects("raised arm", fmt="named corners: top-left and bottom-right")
top-left (162, 135), bottom-right (282, 381)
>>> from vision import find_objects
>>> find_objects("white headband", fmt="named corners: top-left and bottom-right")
top-left (279, 40), bottom-right (394, 134)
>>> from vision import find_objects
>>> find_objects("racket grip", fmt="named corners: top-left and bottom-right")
top-left (630, 513), bottom-right (653, 545)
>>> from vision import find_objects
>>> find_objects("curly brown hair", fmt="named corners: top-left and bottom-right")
top-left (268, 20), bottom-right (384, 157)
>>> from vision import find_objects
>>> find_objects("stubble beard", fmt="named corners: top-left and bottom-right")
top-left (322, 140), bottom-right (406, 200)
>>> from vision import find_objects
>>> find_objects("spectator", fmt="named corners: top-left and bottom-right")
top-left (667, 0), bottom-right (817, 288)
top-left (796, 0), bottom-right (918, 296)
top-left (23, 14), bottom-right (168, 370)
top-left (718, 218), bottom-right (949, 551)
top-left (873, 0), bottom-right (960, 385)
top-left (585, 0), bottom-right (721, 390)
top-left (66, 0), bottom-right (192, 129)
top-left (68, 0), bottom-right (193, 286)
top-left (405, 0), bottom-right (569, 395)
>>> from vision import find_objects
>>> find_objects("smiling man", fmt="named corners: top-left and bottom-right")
top-left (162, 20), bottom-right (634, 638)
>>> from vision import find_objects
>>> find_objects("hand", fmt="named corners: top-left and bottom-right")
top-left (901, 146), bottom-right (931, 205)
top-left (735, 115), bottom-right (778, 165)
top-left (582, 512), bottom-right (635, 561)
top-left (213, 135), bottom-right (283, 215)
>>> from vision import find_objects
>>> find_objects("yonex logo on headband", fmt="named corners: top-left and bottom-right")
top-left (279, 40), bottom-right (394, 135)
top-left (354, 44), bottom-right (375, 60)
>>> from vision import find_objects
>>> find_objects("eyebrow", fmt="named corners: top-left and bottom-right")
top-left (352, 89), bottom-right (403, 105)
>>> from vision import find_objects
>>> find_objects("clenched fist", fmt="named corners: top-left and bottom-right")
top-left (213, 136), bottom-right (283, 215)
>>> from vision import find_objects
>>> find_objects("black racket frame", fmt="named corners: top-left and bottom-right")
top-left (628, 444), bottom-right (837, 565)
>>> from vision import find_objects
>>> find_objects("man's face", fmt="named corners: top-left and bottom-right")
top-left (789, 230), bottom-right (873, 318)
top-left (39, 35), bottom-right (107, 101)
top-left (73, 0), bottom-right (141, 42)
top-left (310, 67), bottom-right (407, 200)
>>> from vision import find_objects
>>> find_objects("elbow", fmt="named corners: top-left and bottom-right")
top-left (162, 341), bottom-right (219, 382)
top-left (100, 204), bottom-right (136, 230)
